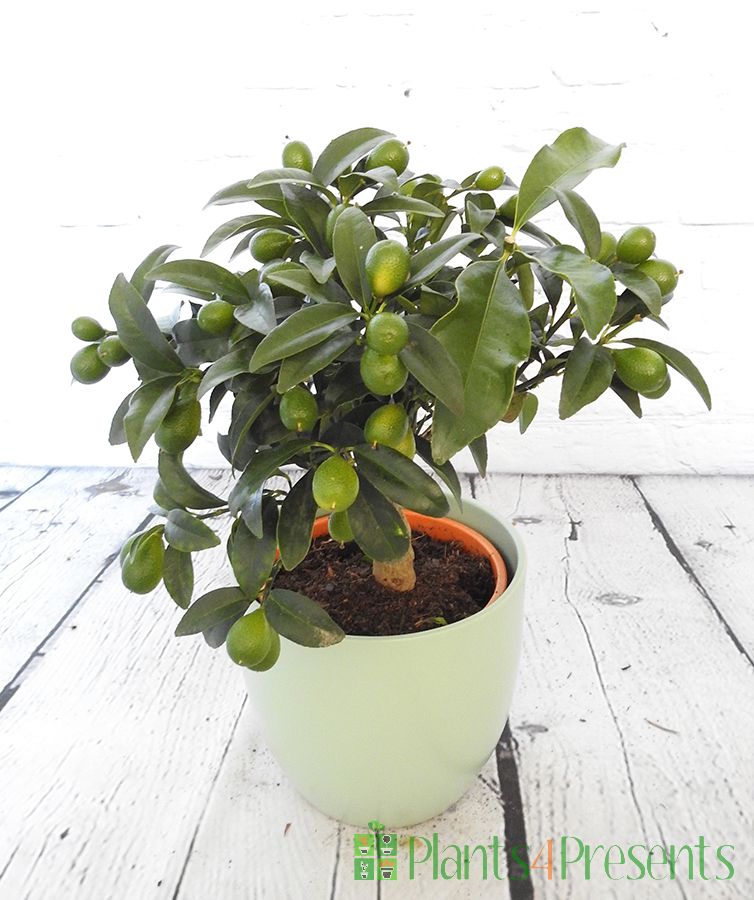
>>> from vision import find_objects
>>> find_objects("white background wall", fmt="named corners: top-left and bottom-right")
top-left (2, 0), bottom-right (752, 473)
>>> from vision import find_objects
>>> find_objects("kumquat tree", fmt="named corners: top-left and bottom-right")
top-left (70, 126), bottom-right (710, 671)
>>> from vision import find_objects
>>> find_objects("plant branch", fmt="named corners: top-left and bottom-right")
top-left (545, 298), bottom-right (575, 342)
top-left (599, 316), bottom-right (642, 344)
top-left (517, 359), bottom-right (567, 392)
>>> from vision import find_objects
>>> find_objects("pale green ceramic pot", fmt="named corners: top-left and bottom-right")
top-left (243, 497), bottom-right (526, 828)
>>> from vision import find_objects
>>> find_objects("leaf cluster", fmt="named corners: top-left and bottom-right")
top-left (71, 127), bottom-right (710, 663)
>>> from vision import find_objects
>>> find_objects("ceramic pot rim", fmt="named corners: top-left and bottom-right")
top-left (308, 497), bottom-right (526, 643)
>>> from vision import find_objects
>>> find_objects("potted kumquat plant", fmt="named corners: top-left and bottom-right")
top-left (70, 127), bottom-right (710, 825)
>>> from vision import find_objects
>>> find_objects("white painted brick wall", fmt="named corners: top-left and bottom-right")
top-left (3, 0), bottom-right (752, 472)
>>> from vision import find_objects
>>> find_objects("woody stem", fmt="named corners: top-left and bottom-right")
top-left (371, 508), bottom-right (416, 592)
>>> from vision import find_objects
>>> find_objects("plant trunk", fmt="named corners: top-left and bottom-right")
top-left (372, 508), bottom-right (416, 592)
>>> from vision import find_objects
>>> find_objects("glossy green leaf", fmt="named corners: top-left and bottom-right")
top-left (647, 313), bottom-right (669, 331)
top-left (228, 387), bottom-right (273, 463)
top-left (201, 215), bottom-right (289, 257)
top-left (366, 164), bottom-right (403, 188)
top-left (248, 167), bottom-right (324, 190)
top-left (277, 330), bottom-right (356, 393)
top-left (354, 444), bottom-right (449, 517)
top-left (623, 338), bottom-right (711, 409)
top-left (202, 616), bottom-right (244, 650)
top-left (174, 587), bottom-right (249, 636)
top-left (362, 195), bottom-right (444, 218)
top-left (614, 269), bottom-right (662, 316)
top-left (346, 478), bottom-right (410, 562)
top-left (556, 189), bottom-right (601, 259)
top-left (399, 321), bottom-right (464, 416)
top-left (417, 288), bottom-right (454, 318)
top-left (610, 378), bottom-right (643, 418)
top-left (237, 485), bottom-right (264, 537)
top-left (108, 274), bottom-right (184, 374)
top-left (109, 391), bottom-right (135, 446)
top-left (277, 471), bottom-right (317, 570)
top-left (160, 284), bottom-right (215, 303)
top-left (313, 127), bottom-right (394, 186)
top-left (148, 260), bottom-right (248, 304)
top-left (173, 319), bottom-right (230, 366)
top-left (197, 348), bottom-right (252, 400)
top-left (469, 435), bottom-right (488, 478)
top-left (162, 546), bottom-right (194, 609)
top-left (530, 302), bottom-right (550, 332)
top-left (515, 128), bottom-right (625, 229)
top-left (414, 436), bottom-right (462, 507)
top-left (339, 165), bottom-right (399, 197)
top-left (131, 244), bottom-right (179, 302)
top-left (519, 392), bottom-right (539, 434)
top-left (249, 303), bottom-right (359, 372)
top-left (532, 265), bottom-right (563, 308)
top-left (332, 206), bottom-right (377, 305)
top-left (158, 452), bottom-right (225, 509)
top-left (231, 232), bottom-right (254, 260)
top-left (527, 245), bottom-right (616, 340)
top-left (120, 525), bottom-right (165, 570)
top-left (153, 477), bottom-right (184, 513)
top-left (264, 589), bottom-right (345, 648)
top-left (208, 384), bottom-right (227, 423)
top-left (300, 251), bottom-right (337, 285)
top-left (559, 337), bottom-right (615, 419)
top-left (165, 509), bottom-right (221, 552)
top-left (281, 183), bottom-right (330, 257)
top-left (236, 276), bottom-right (277, 333)
top-left (229, 507), bottom-right (278, 599)
top-left (124, 376), bottom-right (180, 461)
top-left (405, 234), bottom-right (479, 288)
top-left (228, 439), bottom-right (311, 519)
top-left (254, 196), bottom-right (288, 218)
top-left (205, 180), bottom-right (283, 207)
top-left (520, 221), bottom-right (559, 247)
top-left (431, 263), bottom-right (531, 464)
top-left (265, 262), bottom-right (346, 305)
top-left (516, 262), bottom-right (535, 310)
top-left (465, 195), bottom-right (497, 233)
top-left (234, 299), bottom-right (277, 335)
top-left (217, 432), bottom-right (233, 466)
top-left (482, 218), bottom-right (507, 250)
top-left (323, 362), bottom-right (368, 408)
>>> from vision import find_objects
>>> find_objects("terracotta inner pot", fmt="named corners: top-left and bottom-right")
top-left (311, 508), bottom-right (508, 607)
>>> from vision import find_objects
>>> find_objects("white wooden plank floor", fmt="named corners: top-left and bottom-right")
top-left (0, 467), bottom-right (751, 900)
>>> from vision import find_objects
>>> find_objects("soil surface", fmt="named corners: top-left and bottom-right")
top-left (273, 532), bottom-right (496, 636)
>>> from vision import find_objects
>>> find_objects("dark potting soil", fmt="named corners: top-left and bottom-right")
top-left (273, 532), bottom-right (496, 636)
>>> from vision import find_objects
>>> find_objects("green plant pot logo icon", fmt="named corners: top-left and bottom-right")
top-left (354, 858), bottom-right (375, 880)
top-left (379, 832), bottom-right (397, 856)
top-left (354, 833), bottom-right (375, 856)
top-left (378, 858), bottom-right (397, 880)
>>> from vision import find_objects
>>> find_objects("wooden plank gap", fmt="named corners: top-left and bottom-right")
top-left (476, 772), bottom-right (504, 810)
top-left (562, 561), bottom-right (650, 840)
top-left (630, 476), bottom-right (754, 669)
top-left (655, 821), bottom-right (692, 900)
top-left (0, 511), bottom-right (155, 715)
top-left (171, 697), bottom-right (248, 900)
top-left (0, 468), bottom-right (55, 514)
top-left (328, 823), bottom-right (342, 900)
top-left (495, 722), bottom-right (534, 900)
top-left (0, 845), bottom-right (19, 883)
top-left (558, 481), bottom-right (650, 842)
